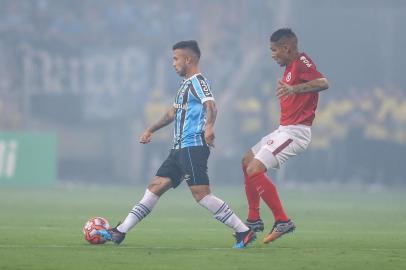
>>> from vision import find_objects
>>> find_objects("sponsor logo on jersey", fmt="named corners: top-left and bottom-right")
top-left (286, 72), bottom-right (292, 82)
top-left (173, 103), bottom-right (187, 110)
top-left (300, 56), bottom-right (312, 68)
top-left (183, 174), bottom-right (191, 181)
top-left (199, 79), bottom-right (212, 97)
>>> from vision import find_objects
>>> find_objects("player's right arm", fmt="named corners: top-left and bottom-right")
top-left (277, 55), bottom-right (329, 98)
top-left (277, 78), bottom-right (329, 98)
top-left (139, 106), bottom-right (176, 144)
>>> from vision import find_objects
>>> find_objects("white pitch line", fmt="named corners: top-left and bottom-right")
top-left (0, 244), bottom-right (267, 250)
top-left (0, 245), bottom-right (405, 252)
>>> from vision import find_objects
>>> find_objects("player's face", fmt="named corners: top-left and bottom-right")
top-left (270, 42), bottom-right (289, 66)
top-left (172, 49), bottom-right (188, 77)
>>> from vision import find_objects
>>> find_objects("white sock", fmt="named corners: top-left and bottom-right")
top-left (117, 189), bottom-right (159, 233)
top-left (199, 194), bottom-right (249, 233)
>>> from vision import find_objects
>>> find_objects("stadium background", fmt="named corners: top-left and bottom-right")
top-left (0, 0), bottom-right (405, 187)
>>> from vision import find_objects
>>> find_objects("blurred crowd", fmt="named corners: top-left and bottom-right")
top-left (0, 0), bottom-right (195, 48)
top-left (0, 0), bottom-right (405, 184)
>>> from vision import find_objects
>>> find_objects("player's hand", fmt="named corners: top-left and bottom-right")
top-left (277, 80), bottom-right (296, 98)
top-left (139, 129), bottom-right (153, 144)
top-left (205, 125), bottom-right (215, 147)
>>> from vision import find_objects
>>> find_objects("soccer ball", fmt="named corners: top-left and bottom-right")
top-left (83, 217), bottom-right (111, 244)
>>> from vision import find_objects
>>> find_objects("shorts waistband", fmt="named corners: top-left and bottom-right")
top-left (279, 124), bottom-right (311, 131)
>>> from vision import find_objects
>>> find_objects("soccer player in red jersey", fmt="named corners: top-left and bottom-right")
top-left (242, 28), bottom-right (329, 243)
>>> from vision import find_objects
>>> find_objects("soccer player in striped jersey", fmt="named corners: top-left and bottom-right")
top-left (100, 40), bottom-right (256, 248)
top-left (242, 28), bottom-right (329, 243)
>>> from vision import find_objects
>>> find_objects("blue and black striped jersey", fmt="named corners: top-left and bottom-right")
top-left (172, 73), bottom-right (214, 149)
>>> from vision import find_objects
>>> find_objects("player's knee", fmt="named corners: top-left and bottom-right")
top-left (245, 165), bottom-right (257, 177)
top-left (192, 193), bottom-right (204, 202)
top-left (190, 186), bottom-right (211, 202)
top-left (147, 177), bottom-right (171, 196)
top-left (192, 190), bottom-right (210, 202)
top-left (242, 156), bottom-right (247, 168)
top-left (242, 151), bottom-right (253, 168)
top-left (147, 183), bottom-right (162, 196)
top-left (246, 162), bottom-right (266, 178)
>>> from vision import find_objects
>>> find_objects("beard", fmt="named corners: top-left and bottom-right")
top-left (176, 67), bottom-right (187, 77)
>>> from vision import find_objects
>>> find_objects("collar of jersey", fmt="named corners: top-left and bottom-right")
top-left (183, 73), bottom-right (202, 82)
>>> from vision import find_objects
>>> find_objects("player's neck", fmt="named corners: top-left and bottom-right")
top-left (287, 51), bottom-right (301, 66)
top-left (184, 67), bottom-right (200, 79)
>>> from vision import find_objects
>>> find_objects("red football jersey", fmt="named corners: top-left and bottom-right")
top-left (280, 52), bottom-right (323, 126)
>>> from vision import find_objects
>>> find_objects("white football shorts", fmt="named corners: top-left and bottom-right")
top-left (251, 125), bottom-right (311, 169)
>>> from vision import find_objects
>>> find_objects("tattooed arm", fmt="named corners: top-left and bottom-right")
top-left (277, 78), bottom-right (329, 98)
top-left (203, 100), bottom-right (217, 147)
top-left (140, 106), bottom-right (176, 144)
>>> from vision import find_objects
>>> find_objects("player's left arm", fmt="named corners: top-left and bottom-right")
top-left (277, 78), bottom-right (329, 98)
top-left (203, 100), bottom-right (217, 147)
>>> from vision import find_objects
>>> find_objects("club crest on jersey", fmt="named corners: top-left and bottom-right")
top-left (267, 140), bottom-right (274, 145)
top-left (285, 72), bottom-right (292, 82)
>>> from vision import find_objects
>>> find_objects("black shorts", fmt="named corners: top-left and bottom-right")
top-left (155, 146), bottom-right (210, 188)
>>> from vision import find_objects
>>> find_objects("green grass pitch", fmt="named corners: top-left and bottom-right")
top-left (0, 184), bottom-right (405, 270)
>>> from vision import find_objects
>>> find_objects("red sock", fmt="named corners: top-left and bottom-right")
top-left (243, 165), bottom-right (261, 220)
top-left (250, 172), bottom-right (288, 222)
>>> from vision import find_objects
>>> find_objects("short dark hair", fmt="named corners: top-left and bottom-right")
top-left (172, 40), bottom-right (201, 59)
top-left (270, 28), bottom-right (297, 43)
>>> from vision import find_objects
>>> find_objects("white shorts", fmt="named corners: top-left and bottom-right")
top-left (251, 125), bottom-right (311, 169)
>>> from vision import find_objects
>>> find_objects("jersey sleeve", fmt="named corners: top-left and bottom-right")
top-left (299, 67), bottom-right (323, 82)
top-left (297, 55), bottom-right (323, 82)
top-left (190, 77), bottom-right (215, 103)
